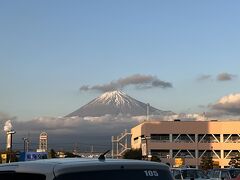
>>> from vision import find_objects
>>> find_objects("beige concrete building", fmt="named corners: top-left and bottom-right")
top-left (131, 120), bottom-right (240, 168)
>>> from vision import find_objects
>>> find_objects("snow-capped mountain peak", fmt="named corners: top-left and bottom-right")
top-left (93, 90), bottom-right (133, 106)
top-left (66, 90), bottom-right (174, 117)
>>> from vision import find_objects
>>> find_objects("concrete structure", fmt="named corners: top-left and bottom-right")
top-left (37, 132), bottom-right (48, 152)
top-left (131, 120), bottom-right (240, 168)
top-left (112, 129), bottom-right (131, 158)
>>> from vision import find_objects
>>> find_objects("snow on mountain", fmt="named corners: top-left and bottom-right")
top-left (66, 90), bottom-right (174, 117)
top-left (92, 90), bottom-right (141, 107)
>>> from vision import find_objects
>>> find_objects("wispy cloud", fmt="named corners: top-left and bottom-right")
top-left (0, 111), bottom-right (16, 121)
top-left (196, 73), bottom-right (237, 82)
top-left (80, 74), bottom-right (172, 92)
top-left (0, 112), bottom-right (9, 121)
top-left (197, 74), bottom-right (212, 81)
top-left (216, 73), bottom-right (237, 81)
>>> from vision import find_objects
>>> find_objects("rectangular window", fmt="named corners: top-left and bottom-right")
top-left (150, 134), bottom-right (170, 142)
top-left (173, 150), bottom-right (195, 158)
top-left (224, 134), bottom-right (240, 143)
top-left (151, 149), bottom-right (170, 158)
top-left (198, 134), bottom-right (220, 143)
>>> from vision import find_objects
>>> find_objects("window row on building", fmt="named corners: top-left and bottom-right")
top-left (149, 134), bottom-right (240, 143)
top-left (150, 149), bottom-right (240, 159)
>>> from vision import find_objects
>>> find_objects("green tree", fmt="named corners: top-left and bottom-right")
top-left (151, 155), bottom-right (161, 162)
top-left (200, 156), bottom-right (214, 170)
top-left (123, 148), bottom-right (142, 160)
top-left (50, 149), bottom-right (57, 158)
top-left (65, 151), bottom-right (81, 158)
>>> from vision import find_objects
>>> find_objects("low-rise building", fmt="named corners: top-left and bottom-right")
top-left (131, 120), bottom-right (240, 168)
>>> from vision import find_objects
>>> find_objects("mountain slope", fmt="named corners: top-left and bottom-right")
top-left (66, 90), bottom-right (174, 117)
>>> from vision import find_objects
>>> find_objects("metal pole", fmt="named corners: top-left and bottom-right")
top-left (196, 134), bottom-right (199, 168)
top-left (23, 138), bottom-right (26, 152)
top-left (116, 136), bottom-right (119, 159)
top-left (145, 138), bottom-right (148, 159)
top-left (111, 136), bottom-right (114, 159)
top-left (9, 133), bottom-right (12, 163)
top-left (26, 139), bottom-right (29, 152)
top-left (147, 103), bottom-right (149, 121)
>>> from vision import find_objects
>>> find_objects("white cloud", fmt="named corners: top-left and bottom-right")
top-left (3, 120), bottom-right (13, 132)
top-left (3, 115), bottom-right (141, 151)
top-left (14, 115), bottom-right (140, 135)
top-left (210, 93), bottom-right (240, 116)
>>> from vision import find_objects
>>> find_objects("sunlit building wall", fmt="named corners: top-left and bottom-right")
top-left (131, 120), bottom-right (240, 168)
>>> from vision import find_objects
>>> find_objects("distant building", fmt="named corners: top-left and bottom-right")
top-left (37, 132), bottom-right (48, 152)
top-left (131, 120), bottom-right (240, 168)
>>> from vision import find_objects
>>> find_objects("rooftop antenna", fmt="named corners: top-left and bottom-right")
top-left (98, 150), bottom-right (110, 161)
top-left (203, 112), bottom-right (208, 121)
top-left (146, 103), bottom-right (150, 121)
top-left (91, 145), bottom-right (94, 153)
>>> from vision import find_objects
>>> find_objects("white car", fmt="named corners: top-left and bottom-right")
top-left (0, 156), bottom-right (173, 180)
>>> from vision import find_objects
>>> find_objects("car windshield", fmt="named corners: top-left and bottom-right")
top-left (54, 169), bottom-right (173, 180)
top-left (229, 169), bottom-right (240, 178)
top-left (181, 169), bottom-right (209, 179)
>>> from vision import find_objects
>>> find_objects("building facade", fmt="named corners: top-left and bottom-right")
top-left (131, 120), bottom-right (240, 168)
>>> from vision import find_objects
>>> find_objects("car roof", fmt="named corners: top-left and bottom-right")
top-left (0, 158), bottom-right (170, 176)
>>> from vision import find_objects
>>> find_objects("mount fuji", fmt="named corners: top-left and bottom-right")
top-left (66, 90), bottom-right (174, 117)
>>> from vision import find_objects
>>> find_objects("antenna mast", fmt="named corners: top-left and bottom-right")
top-left (147, 103), bottom-right (150, 121)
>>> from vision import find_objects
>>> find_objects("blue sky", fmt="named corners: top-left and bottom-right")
top-left (1, 0), bottom-right (240, 121)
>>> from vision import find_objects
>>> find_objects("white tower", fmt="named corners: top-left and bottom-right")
top-left (6, 130), bottom-right (16, 151)
top-left (4, 120), bottom-right (15, 152)
top-left (38, 132), bottom-right (48, 152)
